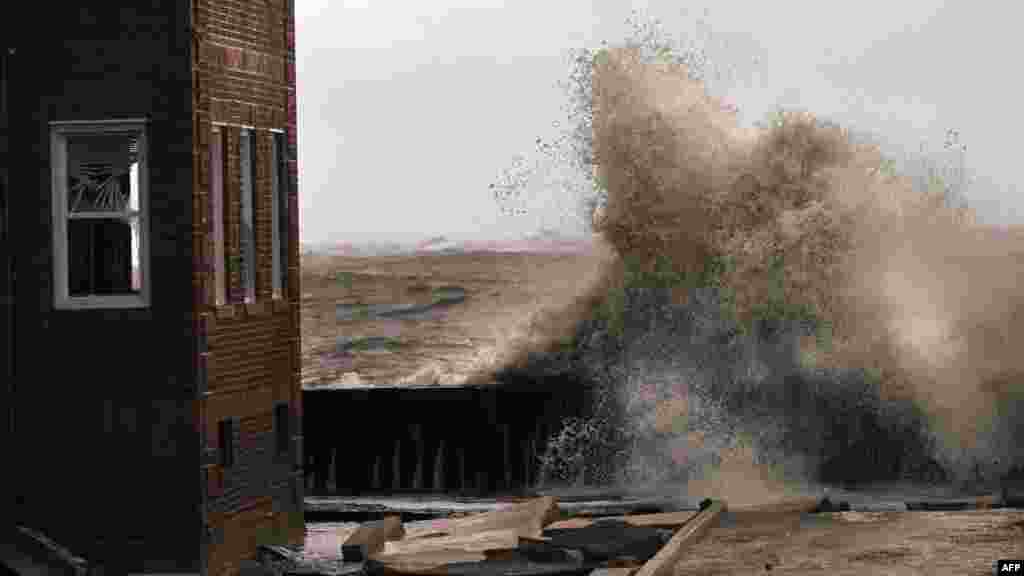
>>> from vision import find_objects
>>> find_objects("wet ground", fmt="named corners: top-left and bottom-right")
top-left (285, 488), bottom-right (1023, 575)
top-left (293, 512), bottom-right (1023, 576)
top-left (674, 508), bottom-right (1024, 575)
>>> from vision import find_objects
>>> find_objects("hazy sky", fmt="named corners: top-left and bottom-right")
top-left (295, 0), bottom-right (1023, 246)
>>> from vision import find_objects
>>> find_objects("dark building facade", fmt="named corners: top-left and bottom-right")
top-left (1, 2), bottom-right (304, 574)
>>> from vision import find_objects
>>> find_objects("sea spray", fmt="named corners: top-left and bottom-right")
top-left (492, 13), bottom-right (1023, 497)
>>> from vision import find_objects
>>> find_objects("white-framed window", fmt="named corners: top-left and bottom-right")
top-left (50, 119), bottom-right (150, 310)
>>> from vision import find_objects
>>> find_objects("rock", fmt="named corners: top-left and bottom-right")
top-left (813, 497), bottom-right (850, 513)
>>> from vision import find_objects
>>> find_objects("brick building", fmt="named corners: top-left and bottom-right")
top-left (0, 1), bottom-right (304, 574)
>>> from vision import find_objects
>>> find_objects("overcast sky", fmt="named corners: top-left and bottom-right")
top-left (295, 0), bottom-right (1023, 246)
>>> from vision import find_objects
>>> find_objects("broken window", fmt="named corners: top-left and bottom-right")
top-left (210, 127), bottom-right (226, 306)
top-left (239, 128), bottom-right (256, 303)
top-left (50, 120), bottom-right (149, 309)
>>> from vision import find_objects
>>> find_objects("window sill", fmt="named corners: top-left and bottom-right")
top-left (55, 294), bottom-right (150, 310)
top-left (213, 299), bottom-right (291, 320)
top-left (245, 300), bottom-right (270, 316)
top-left (213, 304), bottom-right (237, 320)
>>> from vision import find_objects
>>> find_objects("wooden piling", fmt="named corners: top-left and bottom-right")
top-left (371, 453), bottom-right (382, 492)
top-left (476, 470), bottom-right (487, 495)
top-left (412, 423), bottom-right (424, 491)
top-left (502, 422), bottom-right (512, 491)
top-left (534, 419), bottom-right (547, 485)
top-left (392, 437), bottom-right (402, 491)
top-left (458, 444), bottom-right (467, 494)
top-left (314, 439), bottom-right (328, 494)
top-left (433, 438), bottom-right (446, 491)
top-left (328, 447), bottom-right (337, 494)
top-left (523, 429), bottom-right (535, 488)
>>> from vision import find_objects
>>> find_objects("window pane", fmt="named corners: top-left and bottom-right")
top-left (66, 133), bottom-right (139, 215)
top-left (271, 133), bottom-right (282, 298)
top-left (130, 200), bottom-right (140, 291)
top-left (68, 217), bottom-right (137, 296)
top-left (275, 131), bottom-right (289, 298)
top-left (239, 129), bottom-right (255, 303)
top-left (67, 219), bottom-right (92, 296)
top-left (210, 129), bottom-right (225, 306)
top-left (218, 419), bottom-right (234, 468)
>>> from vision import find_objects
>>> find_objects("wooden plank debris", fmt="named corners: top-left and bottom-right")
top-left (733, 497), bottom-right (822, 514)
top-left (905, 495), bottom-right (1002, 511)
top-left (367, 551), bottom-right (592, 576)
top-left (367, 496), bottom-right (691, 575)
top-left (364, 549), bottom-right (488, 575)
top-left (632, 500), bottom-right (725, 576)
top-left (379, 528), bottom-right (521, 556)
top-left (267, 490), bottom-right (1024, 575)
top-left (453, 496), bottom-right (562, 537)
top-left (401, 517), bottom-right (456, 540)
top-left (401, 496), bottom-right (562, 540)
top-left (302, 495), bottom-right (893, 575)
top-left (544, 517), bottom-right (594, 530)
top-left (722, 497), bottom-right (822, 524)
top-left (341, 515), bottom-right (405, 561)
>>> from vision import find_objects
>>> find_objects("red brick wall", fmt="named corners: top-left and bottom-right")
top-left (287, 0), bottom-right (301, 495)
top-left (285, 0), bottom-right (302, 434)
top-left (207, 308), bottom-right (292, 395)
top-left (192, 0), bottom-right (302, 574)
